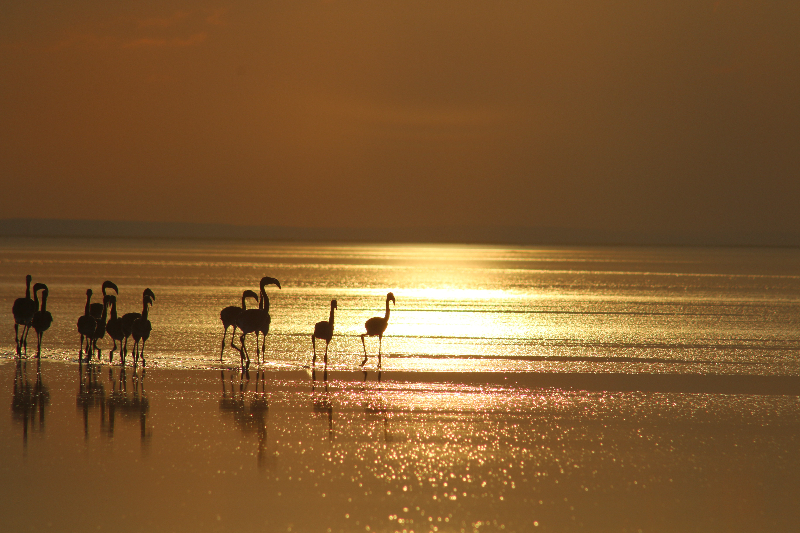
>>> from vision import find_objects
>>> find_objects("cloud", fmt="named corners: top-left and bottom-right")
top-left (123, 32), bottom-right (208, 49)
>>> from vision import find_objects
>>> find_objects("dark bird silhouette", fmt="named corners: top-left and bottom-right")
top-left (12, 275), bottom-right (36, 356)
top-left (361, 292), bottom-right (395, 367)
top-left (122, 289), bottom-right (155, 360)
top-left (312, 299), bottom-right (337, 367)
top-left (89, 281), bottom-right (118, 359)
top-left (255, 277), bottom-right (281, 361)
top-left (219, 290), bottom-right (260, 360)
top-left (90, 294), bottom-right (113, 360)
top-left (233, 277), bottom-right (280, 369)
top-left (106, 295), bottom-right (124, 363)
top-left (77, 289), bottom-right (97, 361)
top-left (131, 297), bottom-right (154, 366)
top-left (31, 285), bottom-right (53, 358)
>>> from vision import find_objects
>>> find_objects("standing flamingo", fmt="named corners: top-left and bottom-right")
top-left (89, 281), bottom-right (118, 358)
top-left (233, 277), bottom-right (280, 368)
top-left (106, 295), bottom-right (124, 363)
top-left (219, 290), bottom-right (260, 360)
top-left (122, 289), bottom-right (155, 360)
top-left (31, 286), bottom-right (53, 358)
top-left (12, 275), bottom-right (36, 356)
top-left (77, 289), bottom-right (96, 361)
top-left (131, 297), bottom-right (154, 366)
top-left (361, 292), bottom-right (395, 367)
top-left (312, 300), bottom-right (337, 367)
top-left (255, 277), bottom-right (281, 361)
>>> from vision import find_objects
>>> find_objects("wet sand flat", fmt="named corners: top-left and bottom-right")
top-left (2, 359), bottom-right (799, 533)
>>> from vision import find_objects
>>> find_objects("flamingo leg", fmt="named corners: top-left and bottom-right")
top-left (312, 336), bottom-right (317, 366)
top-left (14, 324), bottom-right (21, 355)
top-left (324, 341), bottom-right (329, 367)
top-left (79, 335), bottom-right (84, 357)
top-left (140, 340), bottom-right (146, 366)
top-left (36, 332), bottom-right (42, 358)
top-left (378, 335), bottom-right (382, 368)
top-left (220, 326), bottom-right (228, 361)
top-left (361, 334), bottom-right (368, 366)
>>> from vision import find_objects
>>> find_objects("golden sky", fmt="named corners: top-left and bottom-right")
top-left (1, 1), bottom-right (798, 238)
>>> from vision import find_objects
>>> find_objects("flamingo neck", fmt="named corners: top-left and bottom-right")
top-left (84, 294), bottom-right (92, 315)
top-left (25, 278), bottom-right (31, 299)
top-left (385, 298), bottom-right (391, 320)
top-left (109, 300), bottom-right (116, 320)
top-left (329, 305), bottom-right (335, 326)
top-left (41, 292), bottom-right (48, 313)
top-left (241, 293), bottom-right (249, 309)
top-left (142, 305), bottom-right (149, 320)
top-left (33, 290), bottom-right (40, 310)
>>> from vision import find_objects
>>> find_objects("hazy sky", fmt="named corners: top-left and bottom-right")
top-left (2, 1), bottom-right (798, 238)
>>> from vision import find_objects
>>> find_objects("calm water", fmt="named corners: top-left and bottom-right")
top-left (2, 238), bottom-right (800, 532)
top-left (2, 237), bottom-right (800, 374)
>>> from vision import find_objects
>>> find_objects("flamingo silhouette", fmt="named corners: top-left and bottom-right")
top-left (106, 295), bottom-right (124, 363)
top-left (219, 290), bottom-right (260, 360)
top-left (12, 275), bottom-right (36, 356)
top-left (255, 277), bottom-right (281, 361)
top-left (89, 281), bottom-right (118, 359)
top-left (77, 289), bottom-right (97, 361)
top-left (131, 297), bottom-right (154, 366)
top-left (31, 285), bottom-right (52, 358)
top-left (122, 289), bottom-right (155, 360)
top-left (233, 277), bottom-right (280, 368)
top-left (361, 292), bottom-right (395, 367)
top-left (312, 299), bottom-right (337, 367)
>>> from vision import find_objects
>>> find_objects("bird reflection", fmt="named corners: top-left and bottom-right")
top-left (311, 367), bottom-right (333, 441)
top-left (75, 363), bottom-right (150, 449)
top-left (77, 362), bottom-right (105, 440)
top-left (11, 358), bottom-right (49, 450)
top-left (219, 368), bottom-right (273, 470)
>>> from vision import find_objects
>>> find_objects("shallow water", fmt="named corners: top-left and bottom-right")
top-left (2, 239), bottom-right (800, 531)
top-left (2, 359), bottom-right (798, 532)
top-left (2, 238), bottom-right (800, 375)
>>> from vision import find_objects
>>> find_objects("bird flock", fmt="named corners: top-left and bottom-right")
top-left (10, 275), bottom-right (397, 370)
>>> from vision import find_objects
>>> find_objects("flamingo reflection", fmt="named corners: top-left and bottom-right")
top-left (11, 359), bottom-right (49, 450)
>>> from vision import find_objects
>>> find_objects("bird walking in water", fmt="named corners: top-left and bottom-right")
top-left (361, 292), bottom-right (395, 367)
top-left (89, 281), bottom-right (118, 359)
top-left (77, 289), bottom-right (97, 361)
top-left (31, 285), bottom-right (52, 358)
top-left (105, 295), bottom-right (124, 364)
top-left (131, 297), bottom-right (154, 366)
top-left (12, 275), bottom-right (36, 356)
top-left (232, 277), bottom-right (280, 369)
top-left (312, 299), bottom-right (337, 368)
top-left (122, 289), bottom-right (155, 361)
top-left (255, 277), bottom-right (281, 361)
top-left (219, 290), bottom-right (260, 361)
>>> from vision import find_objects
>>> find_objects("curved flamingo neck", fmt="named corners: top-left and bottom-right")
top-left (109, 299), bottom-right (116, 320)
top-left (385, 297), bottom-right (391, 321)
top-left (33, 289), bottom-right (40, 310)
top-left (41, 291), bottom-right (49, 313)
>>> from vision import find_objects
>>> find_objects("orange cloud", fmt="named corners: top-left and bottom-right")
top-left (123, 32), bottom-right (208, 48)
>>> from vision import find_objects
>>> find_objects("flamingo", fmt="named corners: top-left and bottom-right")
top-left (361, 292), bottom-right (395, 367)
top-left (106, 295), bottom-right (124, 364)
top-left (77, 289), bottom-right (96, 360)
top-left (233, 277), bottom-right (280, 368)
top-left (312, 299), bottom-right (337, 367)
top-left (90, 294), bottom-right (113, 360)
top-left (219, 290), bottom-right (260, 360)
top-left (255, 277), bottom-right (281, 361)
top-left (122, 289), bottom-right (155, 360)
top-left (31, 285), bottom-right (52, 358)
top-left (89, 281), bottom-right (118, 359)
top-left (131, 297), bottom-right (154, 366)
top-left (12, 275), bottom-right (36, 356)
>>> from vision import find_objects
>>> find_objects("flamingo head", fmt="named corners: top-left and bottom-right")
top-left (243, 289), bottom-right (259, 304)
top-left (86, 288), bottom-right (93, 298)
top-left (331, 299), bottom-right (338, 310)
top-left (260, 276), bottom-right (281, 291)
top-left (387, 292), bottom-right (395, 305)
top-left (144, 288), bottom-right (156, 302)
top-left (102, 280), bottom-right (119, 295)
top-left (32, 283), bottom-right (47, 296)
